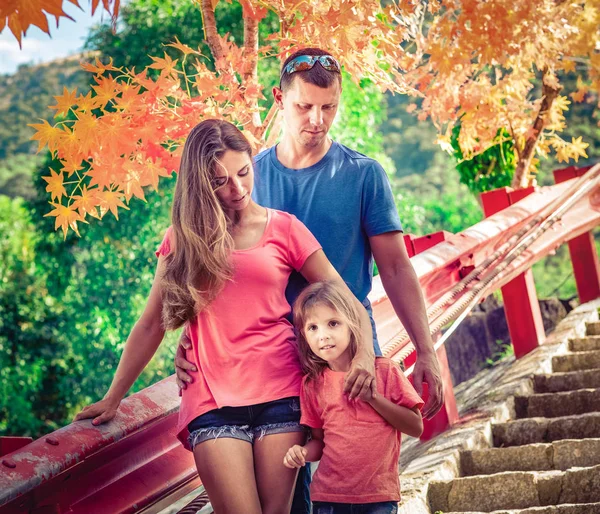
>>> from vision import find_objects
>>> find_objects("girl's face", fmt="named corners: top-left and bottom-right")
top-left (212, 150), bottom-right (254, 212)
top-left (303, 303), bottom-right (352, 372)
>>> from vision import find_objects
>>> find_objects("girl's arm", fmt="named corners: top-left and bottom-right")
top-left (283, 428), bottom-right (325, 468)
top-left (366, 395), bottom-right (423, 438)
top-left (73, 257), bottom-right (168, 425)
top-left (299, 250), bottom-right (376, 399)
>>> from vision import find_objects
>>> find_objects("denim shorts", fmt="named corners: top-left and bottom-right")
top-left (312, 502), bottom-right (398, 514)
top-left (187, 396), bottom-right (306, 450)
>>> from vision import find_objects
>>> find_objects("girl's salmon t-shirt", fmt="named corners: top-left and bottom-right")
top-left (156, 209), bottom-right (322, 449)
top-left (300, 357), bottom-right (424, 503)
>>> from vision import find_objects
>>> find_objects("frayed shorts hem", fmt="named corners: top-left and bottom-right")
top-left (189, 421), bottom-right (306, 450)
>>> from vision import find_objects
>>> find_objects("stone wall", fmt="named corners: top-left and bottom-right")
top-left (444, 295), bottom-right (577, 385)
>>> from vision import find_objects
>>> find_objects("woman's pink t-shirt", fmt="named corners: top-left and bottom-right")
top-left (300, 357), bottom-right (424, 504)
top-left (156, 209), bottom-right (322, 449)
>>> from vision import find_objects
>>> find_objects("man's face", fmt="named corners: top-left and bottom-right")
top-left (274, 78), bottom-right (341, 149)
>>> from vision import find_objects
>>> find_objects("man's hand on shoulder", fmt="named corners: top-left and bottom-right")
top-left (175, 331), bottom-right (196, 391)
top-left (412, 350), bottom-right (444, 419)
top-left (343, 351), bottom-right (376, 400)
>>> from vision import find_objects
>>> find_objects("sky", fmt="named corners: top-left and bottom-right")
top-left (0, 3), bottom-right (109, 75)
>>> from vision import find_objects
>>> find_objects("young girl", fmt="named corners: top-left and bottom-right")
top-left (74, 120), bottom-right (376, 514)
top-left (284, 281), bottom-right (424, 514)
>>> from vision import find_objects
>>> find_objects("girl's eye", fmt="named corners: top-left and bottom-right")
top-left (212, 178), bottom-right (227, 188)
top-left (329, 320), bottom-right (339, 327)
top-left (306, 324), bottom-right (317, 332)
top-left (239, 168), bottom-right (249, 177)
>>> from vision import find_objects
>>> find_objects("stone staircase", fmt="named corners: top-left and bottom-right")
top-left (427, 322), bottom-right (600, 514)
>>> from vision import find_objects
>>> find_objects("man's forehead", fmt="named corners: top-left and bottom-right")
top-left (284, 79), bottom-right (341, 103)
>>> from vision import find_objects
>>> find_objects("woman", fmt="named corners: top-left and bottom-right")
top-left (74, 119), bottom-right (374, 514)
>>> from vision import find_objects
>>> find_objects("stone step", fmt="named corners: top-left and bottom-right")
top-left (444, 502), bottom-right (600, 514)
top-left (569, 336), bottom-right (600, 352)
top-left (428, 465), bottom-right (600, 513)
top-left (514, 388), bottom-right (600, 419)
top-left (492, 412), bottom-right (600, 447)
top-left (533, 369), bottom-right (600, 393)
top-left (587, 321), bottom-right (600, 336)
top-left (461, 439), bottom-right (600, 476)
top-left (552, 351), bottom-right (600, 373)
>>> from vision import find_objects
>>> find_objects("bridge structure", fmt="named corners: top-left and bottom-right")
top-left (1, 164), bottom-right (599, 514)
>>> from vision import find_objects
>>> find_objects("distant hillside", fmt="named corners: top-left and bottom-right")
top-left (0, 54), bottom-right (94, 199)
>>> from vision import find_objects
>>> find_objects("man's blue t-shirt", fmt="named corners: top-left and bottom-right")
top-left (252, 141), bottom-right (402, 355)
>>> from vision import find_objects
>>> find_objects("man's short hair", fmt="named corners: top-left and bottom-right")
top-left (280, 48), bottom-right (342, 92)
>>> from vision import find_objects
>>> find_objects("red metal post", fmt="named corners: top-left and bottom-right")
top-left (410, 231), bottom-right (459, 441)
top-left (554, 165), bottom-right (600, 303)
top-left (480, 187), bottom-right (545, 358)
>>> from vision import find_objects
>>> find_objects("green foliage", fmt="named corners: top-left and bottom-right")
top-left (0, 58), bottom-right (87, 160)
top-left (381, 92), bottom-right (444, 178)
top-left (450, 126), bottom-right (516, 195)
top-left (392, 155), bottom-right (484, 235)
top-left (0, 153), bottom-right (43, 200)
top-left (331, 75), bottom-right (396, 174)
top-left (484, 339), bottom-right (514, 368)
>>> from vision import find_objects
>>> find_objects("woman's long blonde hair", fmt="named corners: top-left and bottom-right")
top-left (161, 119), bottom-right (252, 330)
top-left (293, 281), bottom-right (363, 383)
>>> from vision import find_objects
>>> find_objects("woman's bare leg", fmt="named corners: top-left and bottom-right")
top-left (254, 432), bottom-right (306, 514)
top-left (193, 438), bottom-right (262, 514)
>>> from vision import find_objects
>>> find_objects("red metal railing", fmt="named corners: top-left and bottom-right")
top-left (1, 165), bottom-right (599, 513)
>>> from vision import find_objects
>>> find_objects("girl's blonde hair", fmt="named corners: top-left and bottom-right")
top-left (161, 119), bottom-right (252, 330)
top-left (293, 281), bottom-right (363, 382)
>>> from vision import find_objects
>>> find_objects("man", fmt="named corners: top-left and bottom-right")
top-left (175, 48), bottom-right (444, 513)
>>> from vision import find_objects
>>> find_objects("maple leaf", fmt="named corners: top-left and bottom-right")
top-left (42, 168), bottom-right (67, 201)
top-left (80, 57), bottom-right (118, 75)
top-left (49, 86), bottom-right (78, 118)
top-left (166, 36), bottom-right (198, 56)
top-left (98, 188), bottom-right (129, 220)
top-left (29, 119), bottom-right (63, 153)
top-left (44, 202), bottom-right (86, 239)
top-left (569, 136), bottom-right (589, 161)
top-left (148, 52), bottom-right (179, 78)
top-left (71, 185), bottom-right (101, 219)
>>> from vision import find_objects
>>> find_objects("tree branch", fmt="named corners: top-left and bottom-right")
top-left (511, 68), bottom-right (561, 189)
top-left (243, 13), bottom-right (261, 129)
top-left (200, 0), bottom-right (224, 62)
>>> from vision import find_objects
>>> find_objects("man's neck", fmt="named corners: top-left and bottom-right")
top-left (276, 136), bottom-right (333, 170)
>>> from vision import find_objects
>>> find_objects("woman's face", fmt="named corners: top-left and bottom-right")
top-left (211, 150), bottom-right (254, 212)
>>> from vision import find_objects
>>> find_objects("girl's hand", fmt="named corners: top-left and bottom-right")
top-left (73, 397), bottom-right (121, 426)
top-left (283, 445), bottom-right (308, 468)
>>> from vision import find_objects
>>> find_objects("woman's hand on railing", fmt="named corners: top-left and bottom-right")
top-left (73, 397), bottom-right (121, 426)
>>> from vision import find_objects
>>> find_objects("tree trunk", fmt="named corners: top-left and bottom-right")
top-left (243, 14), bottom-right (261, 129)
top-left (511, 69), bottom-right (561, 189)
top-left (200, 0), bottom-right (224, 61)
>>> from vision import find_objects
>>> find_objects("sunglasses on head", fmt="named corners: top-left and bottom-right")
top-left (280, 55), bottom-right (341, 82)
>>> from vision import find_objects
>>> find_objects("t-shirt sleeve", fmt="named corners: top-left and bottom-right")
top-left (381, 359), bottom-right (424, 411)
top-left (287, 215), bottom-right (322, 271)
top-left (361, 162), bottom-right (403, 237)
top-left (155, 226), bottom-right (173, 258)
top-left (299, 379), bottom-right (323, 429)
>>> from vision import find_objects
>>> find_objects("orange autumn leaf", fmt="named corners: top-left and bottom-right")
top-left (44, 202), bottom-right (87, 239)
top-left (98, 188), bottom-right (129, 220)
top-left (29, 119), bottom-right (65, 153)
top-left (1, 1), bottom-right (119, 47)
top-left (49, 86), bottom-right (79, 118)
top-left (71, 185), bottom-right (101, 219)
top-left (42, 168), bottom-right (67, 201)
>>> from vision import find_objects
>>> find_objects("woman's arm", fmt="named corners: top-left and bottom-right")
top-left (366, 395), bottom-right (423, 438)
top-left (73, 257), bottom-right (168, 425)
top-left (299, 250), bottom-right (376, 399)
top-left (283, 428), bottom-right (325, 468)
